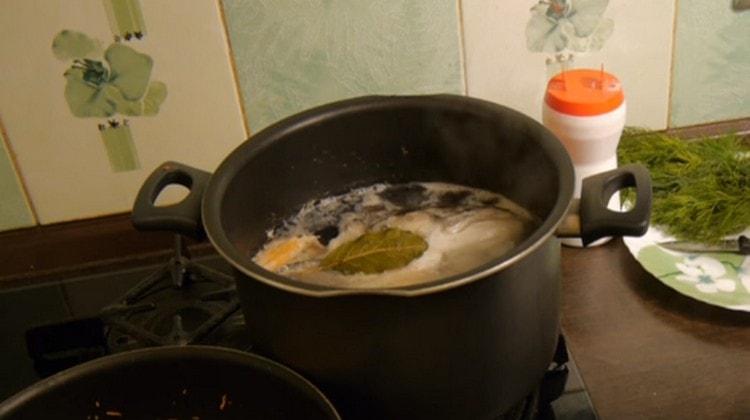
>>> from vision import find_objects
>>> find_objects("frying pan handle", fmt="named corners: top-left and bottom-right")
top-left (577, 164), bottom-right (652, 246)
top-left (132, 161), bottom-right (211, 239)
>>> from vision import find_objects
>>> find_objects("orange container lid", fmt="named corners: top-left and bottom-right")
top-left (544, 69), bottom-right (624, 116)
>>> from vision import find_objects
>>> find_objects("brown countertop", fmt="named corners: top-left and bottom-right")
top-left (561, 239), bottom-right (750, 419)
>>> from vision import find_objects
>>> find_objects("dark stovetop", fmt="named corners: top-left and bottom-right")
top-left (0, 254), bottom-right (596, 419)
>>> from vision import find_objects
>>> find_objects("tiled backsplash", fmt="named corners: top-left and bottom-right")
top-left (222, 0), bottom-right (464, 132)
top-left (0, 0), bottom-right (747, 231)
top-left (670, 0), bottom-right (750, 126)
top-left (0, 1), bottom-right (245, 224)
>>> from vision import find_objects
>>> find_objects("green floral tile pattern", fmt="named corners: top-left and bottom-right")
top-left (525, 0), bottom-right (613, 55)
top-left (51, 29), bottom-right (167, 173)
top-left (102, 0), bottom-right (147, 41)
top-left (99, 123), bottom-right (139, 172)
top-left (0, 131), bottom-right (34, 231)
top-left (624, 227), bottom-right (750, 311)
top-left (221, 0), bottom-right (464, 132)
top-left (670, 1), bottom-right (750, 126)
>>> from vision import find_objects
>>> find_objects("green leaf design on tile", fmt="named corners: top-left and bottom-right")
top-left (52, 27), bottom-right (166, 174)
top-left (105, 43), bottom-right (152, 100)
top-left (64, 68), bottom-right (117, 117)
top-left (63, 69), bottom-right (142, 117)
top-left (103, 0), bottom-right (147, 40)
top-left (526, 0), bottom-right (613, 54)
top-left (54, 30), bottom-right (165, 119)
top-left (52, 30), bottom-right (101, 60)
top-left (103, 84), bottom-right (143, 116)
top-left (321, 228), bottom-right (428, 275)
top-left (142, 81), bottom-right (167, 115)
top-left (78, 59), bottom-right (109, 86)
top-left (568, 0), bottom-right (610, 36)
top-left (99, 123), bottom-right (140, 172)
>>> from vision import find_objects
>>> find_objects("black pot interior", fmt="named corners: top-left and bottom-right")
top-left (0, 346), bottom-right (339, 420)
top-left (204, 95), bottom-right (573, 292)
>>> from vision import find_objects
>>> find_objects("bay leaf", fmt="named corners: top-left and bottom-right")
top-left (320, 228), bottom-right (428, 275)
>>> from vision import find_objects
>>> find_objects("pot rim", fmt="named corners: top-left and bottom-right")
top-left (203, 94), bottom-right (574, 297)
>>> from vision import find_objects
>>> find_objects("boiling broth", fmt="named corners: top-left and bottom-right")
top-left (252, 182), bottom-right (538, 289)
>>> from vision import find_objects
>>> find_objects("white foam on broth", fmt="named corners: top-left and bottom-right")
top-left (252, 182), bottom-right (538, 289)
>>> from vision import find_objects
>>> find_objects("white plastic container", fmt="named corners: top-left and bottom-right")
top-left (542, 69), bottom-right (626, 247)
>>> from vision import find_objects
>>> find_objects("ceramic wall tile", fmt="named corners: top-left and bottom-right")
top-left (0, 0), bottom-right (246, 224)
top-left (670, 1), bottom-right (750, 126)
top-left (0, 130), bottom-right (35, 231)
top-left (462, 0), bottom-right (675, 130)
top-left (221, 0), bottom-right (464, 132)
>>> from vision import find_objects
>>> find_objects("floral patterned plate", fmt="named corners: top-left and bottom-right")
top-left (623, 226), bottom-right (750, 311)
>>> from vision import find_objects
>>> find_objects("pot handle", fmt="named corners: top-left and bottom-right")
top-left (557, 164), bottom-right (652, 246)
top-left (131, 161), bottom-right (211, 239)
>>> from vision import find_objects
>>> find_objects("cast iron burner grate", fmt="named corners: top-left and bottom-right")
top-left (102, 236), bottom-right (239, 351)
top-left (26, 235), bottom-right (241, 376)
top-left (496, 336), bottom-right (569, 420)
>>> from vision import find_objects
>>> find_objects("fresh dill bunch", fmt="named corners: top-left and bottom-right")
top-left (618, 128), bottom-right (750, 243)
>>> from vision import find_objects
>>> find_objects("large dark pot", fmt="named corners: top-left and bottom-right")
top-left (0, 346), bottom-right (340, 419)
top-left (132, 95), bottom-right (651, 419)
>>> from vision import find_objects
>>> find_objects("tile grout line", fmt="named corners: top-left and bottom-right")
top-left (217, 0), bottom-right (252, 138)
top-left (456, 0), bottom-right (469, 95)
top-left (666, 116), bottom-right (750, 138)
top-left (0, 115), bottom-right (40, 225)
top-left (665, 0), bottom-right (680, 129)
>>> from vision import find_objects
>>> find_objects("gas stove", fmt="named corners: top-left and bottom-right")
top-left (22, 237), bottom-right (596, 419)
